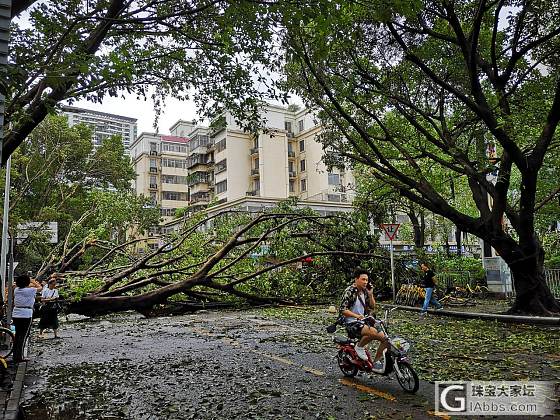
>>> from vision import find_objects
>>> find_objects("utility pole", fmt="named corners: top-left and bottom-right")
top-left (0, 0), bottom-right (12, 305)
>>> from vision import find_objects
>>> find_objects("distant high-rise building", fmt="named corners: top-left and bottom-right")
top-left (62, 105), bottom-right (138, 153)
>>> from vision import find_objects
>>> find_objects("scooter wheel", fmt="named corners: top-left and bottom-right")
top-left (395, 361), bottom-right (419, 393)
top-left (337, 349), bottom-right (358, 377)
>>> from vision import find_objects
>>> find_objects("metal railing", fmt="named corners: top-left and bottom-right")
top-left (545, 269), bottom-right (560, 299)
top-left (435, 271), bottom-right (474, 289)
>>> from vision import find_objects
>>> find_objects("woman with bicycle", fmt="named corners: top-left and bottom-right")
top-left (13, 274), bottom-right (42, 363)
top-left (38, 277), bottom-right (60, 339)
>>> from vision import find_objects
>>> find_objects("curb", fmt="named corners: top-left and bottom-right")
top-left (382, 304), bottom-right (560, 326)
top-left (1, 361), bottom-right (26, 420)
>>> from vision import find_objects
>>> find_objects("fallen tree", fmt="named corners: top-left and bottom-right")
top-left (48, 206), bottom-right (388, 317)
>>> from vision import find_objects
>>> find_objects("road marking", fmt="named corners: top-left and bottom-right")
top-left (339, 378), bottom-right (396, 401)
top-left (251, 350), bottom-right (295, 366)
top-left (301, 366), bottom-right (325, 376)
top-left (189, 323), bottom-right (408, 406)
top-left (427, 411), bottom-right (451, 419)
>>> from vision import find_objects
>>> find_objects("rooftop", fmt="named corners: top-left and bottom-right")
top-left (61, 105), bottom-right (138, 122)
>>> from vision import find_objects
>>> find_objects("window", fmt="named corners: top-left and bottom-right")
top-left (328, 173), bottom-right (340, 185)
top-left (300, 159), bottom-right (306, 172)
top-left (288, 161), bottom-right (294, 172)
top-left (285, 121), bottom-right (292, 133)
top-left (162, 191), bottom-right (188, 201)
top-left (298, 119), bottom-right (304, 132)
top-left (300, 179), bottom-right (307, 192)
top-left (149, 175), bottom-right (157, 185)
top-left (162, 142), bottom-right (187, 153)
top-left (150, 192), bottom-right (157, 203)
top-left (162, 175), bottom-right (188, 184)
top-left (161, 208), bottom-right (178, 217)
top-left (327, 194), bottom-right (341, 202)
top-left (216, 180), bottom-right (227, 194)
top-left (289, 180), bottom-right (295, 193)
top-left (299, 140), bottom-right (305, 152)
top-left (150, 142), bottom-right (157, 152)
top-left (150, 158), bottom-right (157, 167)
top-left (215, 138), bottom-right (226, 153)
top-left (162, 158), bottom-right (187, 169)
top-left (215, 159), bottom-right (227, 173)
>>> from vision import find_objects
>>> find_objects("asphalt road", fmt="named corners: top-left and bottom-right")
top-left (20, 309), bottom-right (457, 419)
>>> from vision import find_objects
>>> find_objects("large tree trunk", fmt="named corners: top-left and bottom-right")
top-left (67, 294), bottom-right (159, 317)
top-left (496, 241), bottom-right (560, 315)
top-left (508, 267), bottom-right (559, 315)
top-left (408, 210), bottom-right (425, 248)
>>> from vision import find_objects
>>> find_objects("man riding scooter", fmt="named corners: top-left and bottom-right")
top-left (339, 268), bottom-right (389, 371)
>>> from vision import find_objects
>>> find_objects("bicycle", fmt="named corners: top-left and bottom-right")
top-left (395, 284), bottom-right (425, 306)
top-left (0, 307), bottom-right (15, 359)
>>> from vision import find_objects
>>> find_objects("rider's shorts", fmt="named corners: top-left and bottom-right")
top-left (345, 319), bottom-right (382, 339)
top-left (345, 321), bottom-right (364, 339)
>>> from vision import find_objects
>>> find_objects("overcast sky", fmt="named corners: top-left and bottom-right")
top-left (72, 94), bottom-right (200, 135)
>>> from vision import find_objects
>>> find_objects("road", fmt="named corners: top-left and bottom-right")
top-left (22, 309), bottom-right (449, 419)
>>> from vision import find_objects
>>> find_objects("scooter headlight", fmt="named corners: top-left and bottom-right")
top-left (391, 336), bottom-right (410, 353)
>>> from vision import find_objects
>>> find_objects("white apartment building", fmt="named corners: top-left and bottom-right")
top-left (62, 105), bottom-right (138, 153)
top-left (129, 133), bottom-right (190, 226)
top-left (151, 104), bottom-right (355, 235)
top-left (176, 103), bottom-right (355, 211)
top-left (130, 104), bottom-right (355, 245)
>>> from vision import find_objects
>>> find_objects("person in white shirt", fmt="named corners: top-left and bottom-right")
top-left (39, 277), bottom-right (60, 338)
top-left (12, 274), bottom-right (42, 363)
top-left (339, 269), bottom-right (388, 370)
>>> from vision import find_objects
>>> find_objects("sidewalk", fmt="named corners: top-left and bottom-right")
top-left (0, 360), bottom-right (27, 420)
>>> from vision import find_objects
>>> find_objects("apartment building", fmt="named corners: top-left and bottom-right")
top-left (62, 105), bottom-right (137, 153)
top-left (150, 104), bottom-right (355, 236)
top-left (129, 132), bottom-right (190, 225)
top-left (180, 104), bottom-right (354, 209)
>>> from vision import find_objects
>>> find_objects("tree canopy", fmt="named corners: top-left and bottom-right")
top-left (3, 0), bottom-right (283, 163)
top-left (3, 115), bottom-right (159, 274)
top-left (200, 0), bottom-right (560, 314)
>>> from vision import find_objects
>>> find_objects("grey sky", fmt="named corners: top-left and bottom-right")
top-left (72, 94), bottom-right (199, 136)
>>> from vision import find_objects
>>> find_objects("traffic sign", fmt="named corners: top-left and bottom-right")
top-left (380, 223), bottom-right (400, 241)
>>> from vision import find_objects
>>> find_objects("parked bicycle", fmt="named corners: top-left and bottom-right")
top-left (0, 308), bottom-right (15, 359)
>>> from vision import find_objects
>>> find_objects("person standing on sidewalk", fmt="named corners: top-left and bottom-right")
top-left (419, 263), bottom-right (443, 317)
top-left (12, 274), bottom-right (42, 363)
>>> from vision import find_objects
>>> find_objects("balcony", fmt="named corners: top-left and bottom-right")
top-left (288, 151), bottom-right (296, 158)
top-left (246, 190), bottom-right (260, 196)
top-left (187, 154), bottom-right (207, 169)
top-left (149, 150), bottom-right (158, 156)
top-left (188, 174), bottom-right (209, 187)
top-left (149, 183), bottom-right (158, 189)
top-left (287, 132), bottom-right (294, 139)
top-left (289, 171), bottom-right (297, 178)
top-left (251, 168), bottom-right (259, 176)
top-left (190, 193), bottom-right (211, 204)
top-left (149, 167), bottom-right (158, 173)
top-left (250, 147), bottom-right (259, 155)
